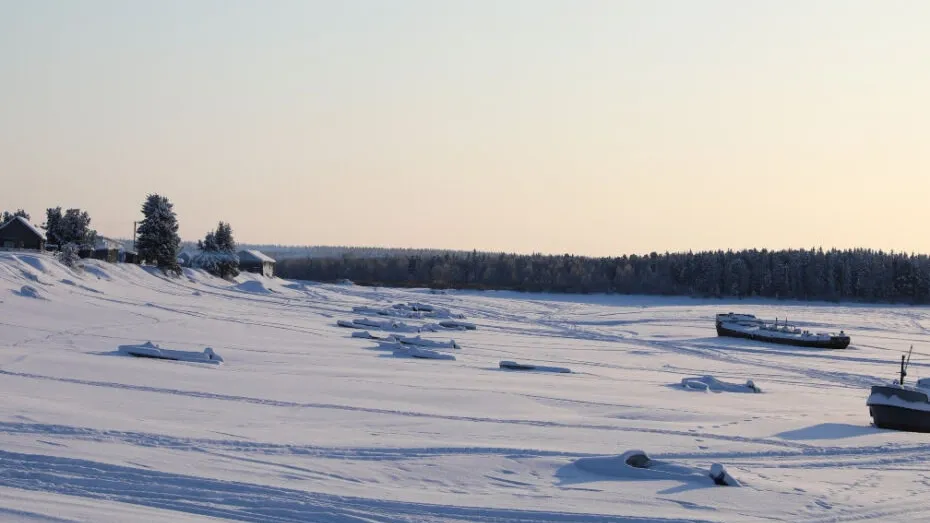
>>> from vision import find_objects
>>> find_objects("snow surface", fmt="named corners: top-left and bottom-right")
top-left (4, 251), bottom-right (930, 521)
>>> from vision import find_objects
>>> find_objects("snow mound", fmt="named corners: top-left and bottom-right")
top-left (680, 375), bottom-right (761, 393)
top-left (16, 254), bottom-right (51, 274)
top-left (234, 280), bottom-right (273, 294)
top-left (118, 342), bottom-right (224, 365)
top-left (574, 450), bottom-right (735, 486)
top-left (83, 264), bottom-right (112, 281)
top-left (393, 346), bottom-right (456, 360)
top-left (709, 463), bottom-right (740, 486)
top-left (14, 285), bottom-right (45, 299)
top-left (500, 361), bottom-right (571, 373)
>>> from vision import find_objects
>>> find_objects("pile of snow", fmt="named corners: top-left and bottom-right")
top-left (393, 346), bottom-right (456, 360)
top-left (574, 450), bottom-right (738, 487)
top-left (680, 375), bottom-right (762, 393)
top-left (82, 263), bottom-right (112, 281)
top-left (15, 284), bottom-right (45, 299)
top-left (233, 280), bottom-right (273, 294)
top-left (709, 463), bottom-right (740, 486)
top-left (117, 342), bottom-right (224, 365)
top-left (15, 254), bottom-right (52, 274)
top-left (500, 360), bottom-right (571, 373)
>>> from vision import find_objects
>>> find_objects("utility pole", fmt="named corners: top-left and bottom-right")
top-left (132, 221), bottom-right (137, 251)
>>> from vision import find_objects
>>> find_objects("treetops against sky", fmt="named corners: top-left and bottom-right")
top-left (3, 1), bottom-right (930, 256)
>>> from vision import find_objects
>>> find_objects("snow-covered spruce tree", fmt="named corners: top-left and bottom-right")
top-left (193, 222), bottom-right (239, 279)
top-left (1, 209), bottom-right (30, 225)
top-left (136, 194), bottom-right (181, 275)
top-left (43, 207), bottom-right (97, 257)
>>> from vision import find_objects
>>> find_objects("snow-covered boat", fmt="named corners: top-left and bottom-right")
top-left (393, 335), bottom-right (460, 349)
top-left (867, 347), bottom-right (930, 432)
top-left (439, 320), bottom-right (477, 330)
top-left (499, 360), bottom-right (571, 373)
top-left (393, 346), bottom-right (456, 360)
top-left (118, 342), bottom-right (223, 364)
top-left (715, 313), bottom-right (850, 349)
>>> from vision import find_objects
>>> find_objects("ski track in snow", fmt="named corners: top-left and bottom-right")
top-left (4, 253), bottom-right (930, 521)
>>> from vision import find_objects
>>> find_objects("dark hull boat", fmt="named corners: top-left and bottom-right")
top-left (867, 347), bottom-right (930, 432)
top-left (716, 313), bottom-right (850, 349)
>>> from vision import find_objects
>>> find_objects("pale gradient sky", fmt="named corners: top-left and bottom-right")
top-left (2, 1), bottom-right (929, 256)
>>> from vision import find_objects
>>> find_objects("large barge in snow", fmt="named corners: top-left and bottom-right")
top-left (715, 313), bottom-right (850, 349)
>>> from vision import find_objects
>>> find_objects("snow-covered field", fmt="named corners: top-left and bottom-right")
top-left (2, 252), bottom-right (930, 522)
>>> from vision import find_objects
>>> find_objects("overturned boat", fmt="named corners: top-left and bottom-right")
top-left (715, 313), bottom-right (850, 349)
top-left (118, 342), bottom-right (223, 364)
top-left (499, 360), bottom-right (571, 373)
top-left (867, 347), bottom-right (930, 432)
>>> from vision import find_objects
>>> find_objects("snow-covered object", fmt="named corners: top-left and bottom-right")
top-left (351, 303), bottom-right (465, 320)
top-left (15, 285), bottom-right (44, 299)
top-left (499, 361), bottom-right (571, 373)
top-left (350, 331), bottom-right (397, 341)
top-left (709, 464), bottom-right (740, 486)
top-left (621, 450), bottom-right (651, 468)
top-left (680, 375), bottom-right (761, 393)
top-left (439, 320), bottom-right (477, 330)
top-left (118, 342), bottom-right (223, 365)
top-left (339, 318), bottom-right (439, 333)
top-left (867, 380), bottom-right (930, 431)
top-left (716, 312), bottom-right (850, 349)
top-left (393, 346), bottom-right (456, 360)
top-left (393, 335), bottom-right (460, 350)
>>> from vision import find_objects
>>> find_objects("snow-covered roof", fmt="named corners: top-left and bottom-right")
top-left (0, 216), bottom-right (46, 240)
top-left (237, 250), bottom-right (275, 263)
top-left (94, 236), bottom-right (124, 250)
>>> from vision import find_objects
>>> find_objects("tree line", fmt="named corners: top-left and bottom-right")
top-left (276, 248), bottom-right (930, 304)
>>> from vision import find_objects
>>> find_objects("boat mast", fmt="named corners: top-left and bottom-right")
top-left (901, 345), bottom-right (914, 385)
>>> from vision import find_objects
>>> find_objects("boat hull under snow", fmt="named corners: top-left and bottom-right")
top-left (715, 313), bottom-right (850, 349)
top-left (118, 342), bottom-right (223, 364)
top-left (867, 384), bottom-right (930, 432)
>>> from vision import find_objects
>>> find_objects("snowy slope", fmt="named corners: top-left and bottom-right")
top-left (2, 251), bottom-right (930, 521)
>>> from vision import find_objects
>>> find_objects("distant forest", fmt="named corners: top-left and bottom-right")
top-left (276, 248), bottom-right (930, 304)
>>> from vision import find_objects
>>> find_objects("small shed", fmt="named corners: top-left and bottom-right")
top-left (121, 251), bottom-right (140, 264)
top-left (91, 236), bottom-right (123, 263)
top-left (0, 216), bottom-right (46, 251)
top-left (237, 250), bottom-right (275, 277)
